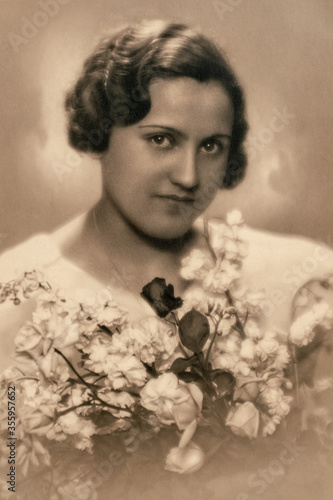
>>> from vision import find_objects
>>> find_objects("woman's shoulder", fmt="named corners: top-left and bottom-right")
top-left (205, 216), bottom-right (333, 284)
top-left (0, 213), bottom-right (89, 283)
top-left (240, 224), bottom-right (333, 288)
top-left (0, 233), bottom-right (61, 282)
top-left (203, 218), bottom-right (333, 331)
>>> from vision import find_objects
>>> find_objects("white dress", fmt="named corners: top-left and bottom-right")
top-left (1, 220), bottom-right (333, 500)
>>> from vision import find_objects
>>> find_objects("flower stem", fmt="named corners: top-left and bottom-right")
top-left (178, 342), bottom-right (190, 359)
top-left (238, 377), bottom-right (264, 388)
top-left (15, 376), bottom-right (40, 383)
top-left (97, 324), bottom-right (114, 336)
top-left (291, 345), bottom-right (300, 408)
top-left (171, 311), bottom-right (180, 326)
top-left (57, 401), bottom-right (94, 417)
top-left (225, 290), bottom-right (246, 339)
top-left (204, 318), bottom-right (221, 369)
top-left (203, 219), bottom-right (217, 262)
top-left (54, 348), bottom-right (94, 389)
top-left (53, 348), bottom-right (133, 415)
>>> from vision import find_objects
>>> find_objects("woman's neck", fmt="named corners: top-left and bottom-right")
top-left (60, 199), bottom-right (204, 295)
top-left (95, 197), bottom-right (196, 257)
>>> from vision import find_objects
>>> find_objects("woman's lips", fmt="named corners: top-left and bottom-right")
top-left (157, 194), bottom-right (195, 203)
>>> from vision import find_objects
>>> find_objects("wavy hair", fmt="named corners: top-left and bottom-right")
top-left (65, 20), bottom-right (248, 188)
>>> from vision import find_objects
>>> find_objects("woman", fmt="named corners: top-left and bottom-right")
top-left (60, 20), bottom-right (242, 293)
top-left (1, 21), bottom-right (331, 350)
top-left (1, 20), bottom-right (333, 500)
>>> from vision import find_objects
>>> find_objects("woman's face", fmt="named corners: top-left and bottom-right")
top-left (100, 77), bottom-right (234, 240)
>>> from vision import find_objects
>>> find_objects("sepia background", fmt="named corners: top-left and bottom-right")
top-left (0, 0), bottom-right (332, 251)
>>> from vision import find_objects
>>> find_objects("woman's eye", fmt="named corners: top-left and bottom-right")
top-left (150, 135), bottom-right (172, 148)
top-left (201, 141), bottom-right (224, 155)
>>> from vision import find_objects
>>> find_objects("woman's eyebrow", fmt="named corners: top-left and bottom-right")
top-left (138, 125), bottom-right (231, 140)
top-left (138, 125), bottom-right (184, 136)
top-left (210, 133), bottom-right (232, 140)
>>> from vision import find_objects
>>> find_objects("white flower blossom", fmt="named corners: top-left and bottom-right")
top-left (106, 331), bottom-right (132, 355)
top-left (244, 320), bottom-right (264, 341)
top-left (99, 389), bottom-right (135, 418)
top-left (260, 386), bottom-right (292, 419)
top-left (123, 317), bottom-right (178, 366)
top-left (82, 335), bottom-right (116, 373)
top-left (256, 331), bottom-right (280, 360)
top-left (234, 361), bottom-right (251, 377)
top-left (203, 261), bottom-right (241, 294)
top-left (261, 414), bottom-right (281, 437)
top-left (215, 331), bottom-right (240, 354)
top-left (240, 338), bottom-right (256, 361)
top-left (181, 287), bottom-right (211, 314)
top-left (54, 413), bottom-right (96, 452)
top-left (272, 345), bottom-right (290, 371)
top-left (212, 352), bottom-right (240, 372)
top-left (104, 353), bottom-right (148, 390)
top-left (290, 302), bottom-right (332, 347)
top-left (181, 249), bottom-right (212, 281)
top-left (140, 373), bottom-right (202, 430)
top-left (226, 210), bottom-right (244, 226)
top-left (209, 216), bottom-right (247, 261)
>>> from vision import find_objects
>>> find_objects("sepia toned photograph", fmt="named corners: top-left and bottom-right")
top-left (1, 1), bottom-right (333, 499)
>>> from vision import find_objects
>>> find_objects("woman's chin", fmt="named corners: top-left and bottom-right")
top-left (136, 220), bottom-right (195, 242)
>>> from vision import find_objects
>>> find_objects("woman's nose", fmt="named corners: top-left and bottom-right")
top-left (170, 147), bottom-right (199, 191)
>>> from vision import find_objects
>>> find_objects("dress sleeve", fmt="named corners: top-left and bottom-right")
top-left (0, 234), bottom-right (60, 370)
top-left (0, 233), bottom-right (60, 282)
top-left (291, 275), bottom-right (333, 455)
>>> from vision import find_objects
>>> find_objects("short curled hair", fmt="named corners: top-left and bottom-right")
top-left (65, 20), bottom-right (248, 188)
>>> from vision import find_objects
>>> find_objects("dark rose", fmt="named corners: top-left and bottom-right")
top-left (179, 309), bottom-right (210, 353)
top-left (141, 277), bottom-right (183, 318)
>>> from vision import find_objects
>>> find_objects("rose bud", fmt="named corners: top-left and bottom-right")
top-left (165, 441), bottom-right (205, 474)
top-left (233, 375), bottom-right (260, 402)
top-left (179, 309), bottom-right (210, 353)
top-left (141, 277), bottom-right (183, 318)
top-left (226, 402), bottom-right (260, 439)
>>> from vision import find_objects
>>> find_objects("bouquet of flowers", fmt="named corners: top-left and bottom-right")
top-left (1, 211), bottom-right (332, 499)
